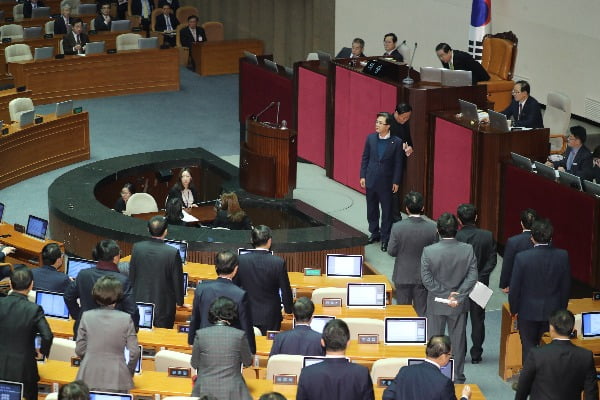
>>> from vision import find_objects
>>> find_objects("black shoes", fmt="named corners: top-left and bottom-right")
top-left (381, 241), bottom-right (388, 252)
top-left (471, 358), bottom-right (482, 364)
top-left (368, 235), bottom-right (380, 244)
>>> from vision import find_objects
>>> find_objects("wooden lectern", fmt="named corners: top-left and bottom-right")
top-left (240, 119), bottom-right (297, 198)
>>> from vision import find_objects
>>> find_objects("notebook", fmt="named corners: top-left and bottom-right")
top-left (65, 256), bottom-right (95, 279)
top-left (36, 290), bottom-right (70, 319)
top-left (26, 215), bottom-right (48, 240)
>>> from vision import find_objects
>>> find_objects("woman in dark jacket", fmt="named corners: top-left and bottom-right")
top-left (212, 192), bottom-right (252, 230)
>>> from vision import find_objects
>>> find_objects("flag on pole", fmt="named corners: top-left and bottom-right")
top-left (468, 0), bottom-right (491, 62)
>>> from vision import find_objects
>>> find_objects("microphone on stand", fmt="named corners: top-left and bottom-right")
top-left (402, 42), bottom-right (418, 85)
top-left (275, 101), bottom-right (280, 126)
top-left (250, 101), bottom-right (276, 122)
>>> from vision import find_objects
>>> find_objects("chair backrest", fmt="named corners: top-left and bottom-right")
top-left (544, 91), bottom-right (572, 136)
top-left (45, 393), bottom-right (58, 400)
top-left (175, 6), bottom-right (197, 25)
top-left (175, 23), bottom-right (186, 47)
top-left (306, 52), bottom-right (319, 61)
top-left (266, 354), bottom-right (304, 380)
top-left (116, 33), bottom-right (142, 51)
top-left (12, 4), bottom-right (23, 21)
top-left (155, 350), bottom-right (192, 372)
top-left (44, 20), bottom-right (54, 34)
top-left (59, 39), bottom-right (64, 55)
top-left (88, 18), bottom-right (95, 31)
top-left (78, 3), bottom-right (96, 15)
top-left (480, 31), bottom-right (518, 81)
top-left (8, 97), bottom-right (34, 122)
top-left (1, 24), bottom-right (24, 40)
top-left (28, 289), bottom-right (36, 303)
top-left (311, 287), bottom-right (347, 306)
top-left (150, 8), bottom-right (162, 31)
top-left (398, 41), bottom-right (410, 63)
top-left (125, 193), bottom-right (158, 214)
top-left (253, 326), bottom-right (262, 337)
top-left (201, 21), bottom-right (223, 41)
top-left (370, 358), bottom-right (410, 381)
top-left (48, 338), bottom-right (77, 362)
top-left (342, 317), bottom-right (385, 340)
top-left (5, 44), bottom-right (33, 64)
top-left (62, 0), bottom-right (81, 15)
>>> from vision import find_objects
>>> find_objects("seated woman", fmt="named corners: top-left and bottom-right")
top-left (166, 196), bottom-right (185, 226)
top-left (212, 192), bottom-right (252, 230)
top-left (191, 296), bottom-right (253, 400)
top-left (113, 183), bottom-right (135, 213)
top-left (75, 276), bottom-right (140, 393)
top-left (168, 167), bottom-right (199, 208)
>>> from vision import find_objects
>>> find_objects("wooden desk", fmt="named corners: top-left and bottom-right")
top-left (132, 206), bottom-right (217, 225)
top-left (0, 111), bottom-right (90, 189)
top-left (0, 87), bottom-right (33, 121)
top-left (0, 223), bottom-right (63, 266)
top-left (191, 39), bottom-right (263, 76)
top-left (0, 0), bottom-right (61, 17)
top-left (15, 14), bottom-right (96, 29)
top-left (8, 48), bottom-right (179, 104)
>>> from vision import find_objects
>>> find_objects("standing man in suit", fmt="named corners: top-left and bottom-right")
top-left (499, 208), bottom-right (537, 293)
top-left (387, 191), bottom-right (438, 317)
top-left (455, 204), bottom-right (497, 364)
top-left (509, 218), bottom-right (571, 364)
top-left (269, 297), bottom-right (324, 357)
top-left (154, 4), bottom-right (179, 46)
top-left (435, 43), bottom-right (490, 84)
top-left (62, 19), bottom-right (89, 55)
top-left (360, 112), bottom-right (404, 252)
top-left (23, 0), bottom-right (46, 18)
top-left (383, 33), bottom-right (403, 62)
top-left (0, 267), bottom-right (53, 400)
top-left (54, 5), bottom-right (72, 34)
top-left (546, 125), bottom-right (594, 181)
top-left (158, 0), bottom-right (179, 13)
top-left (235, 225), bottom-right (293, 334)
top-left (421, 213), bottom-right (478, 383)
top-left (382, 335), bottom-right (472, 400)
top-left (389, 103), bottom-right (414, 222)
top-left (130, 0), bottom-right (153, 33)
top-left (515, 309), bottom-right (598, 400)
top-left (188, 250), bottom-right (256, 354)
top-left (93, 3), bottom-right (112, 31)
top-left (129, 216), bottom-right (184, 329)
top-left (64, 239), bottom-right (139, 338)
top-left (500, 80), bottom-right (544, 128)
top-left (32, 243), bottom-right (70, 293)
top-left (296, 319), bottom-right (374, 400)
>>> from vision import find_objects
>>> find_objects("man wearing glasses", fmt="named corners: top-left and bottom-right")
top-left (501, 80), bottom-right (544, 128)
top-left (360, 112), bottom-right (404, 252)
top-left (545, 125), bottom-right (593, 180)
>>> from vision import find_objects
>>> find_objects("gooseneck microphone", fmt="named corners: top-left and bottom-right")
top-left (402, 42), bottom-right (418, 85)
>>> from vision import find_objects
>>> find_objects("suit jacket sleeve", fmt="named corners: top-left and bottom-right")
top-left (125, 319), bottom-right (140, 374)
top-left (501, 101), bottom-right (516, 120)
top-left (455, 249), bottom-right (478, 304)
top-left (575, 149), bottom-right (594, 181)
top-left (392, 140), bottom-right (404, 185)
top-left (508, 254), bottom-right (524, 314)
top-left (64, 279), bottom-right (81, 319)
top-left (362, 373), bottom-right (375, 400)
top-left (559, 256), bottom-right (571, 309)
top-left (479, 235), bottom-right (497, 283)
top-left (120, 280), bottom-right (140, 331)
top-left (268, 335), bottom-right (282, 357)
top-left (180, 28), bottom-right (192, 48)
top-left (499, 239), bottom-right (516, 289)
top-left (171, 250), bottom-right (184, 306)
top-left (239, 292), bottom-right (256, 354)
top-left (75, 312), bottom-right (88, 357)
top-left (584, 350), bottom-right (599, 400)
top-left (279, 261), bottom-right (293, 314)
top-left (514, 350), bottom-right (536, 400)
top-left (188, 287), bottom-right (202, 345)
top-left (421, 249), bottom-right (451, 298)
top-left (36, 306), bottom-right (53, 357)
top-left (360, 136), bottom-right (371, 180)
top-left (62, 34), bottom-right (77, 55)
top-left (240, 333), bottom-right (253, 367)
top-left (23, 2), bottom-right (32, 18)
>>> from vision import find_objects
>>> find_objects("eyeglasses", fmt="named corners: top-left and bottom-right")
top-left (375, 120), bottom-right (389, 125)
top-left (511, 90), bottom-right (521, 95)
top-left (567, 136), bottom-right (577, 142)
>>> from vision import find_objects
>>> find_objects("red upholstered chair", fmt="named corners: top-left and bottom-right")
top-left (478, 31), bottom-right (518, 111)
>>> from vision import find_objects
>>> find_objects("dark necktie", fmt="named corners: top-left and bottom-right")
top-left (518, 103), bottom-right (522, 120)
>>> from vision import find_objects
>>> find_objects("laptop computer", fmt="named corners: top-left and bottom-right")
top-left (325, 254), bottom-right (362, 278)
top-left (36, 290), bottom-right (70, 319)
top-left (89, 392), bottom-right (134, 400)
top-left (316, 50), bottom-right (331, 67)
top-left (31, 6), bottom-right (50, 18)
top-left (55, 100), bottom-right (73, 117)
top-left (136, 302), bottom-right (154, 329)
top-left (110, 20), bottom-right (131, 32)
top-left (164, 239), bottom-right (187, 264)
top-left (384, 317), bottom-right (427, 345)
top-left (85, 41), bottom-right (105, 55)
top-left (26, 215), bottom-right (48, 240)
top-left (487, 109), bottom-right (510, 131)
top-left (419, 67), bottom-right (443, 83)
top-left (23, 26), bottom-right (42, 39)
top-left (78, 3), bottom-right (97, 14)
top-left (408, 358), bottom-right (454, 381)
top-left (124, 345), bottom-right (143, 374)
top-left (557, 170), bottom-right (583, 190)
top-left (583, 179), bottom-right (600, 197)
top-left (65, 256), bottom-right (95, 279)
top-left (581, 312), bottom-right (600, 339)
top-left (533, 161), bottom-right (558, 180)
top-left (183, 272), bottom-right (188, 295)
top-left (441, 69), bottom-right (472, 87)
top-left (0, 380), bottom-right (24, 400)
top-left (510, 152), bottom-right (533, 172)
top-left (0, 202), bottom-right (4, 223)
top-left (137, 37), bottom-right (158, 49)
top-left (458, 99), bottom-right (479, 124)
top-left (19, 110), bottom-right (35, 128)
top-left (34, 46), bottom-right (54, 61)
top-left (263, 58), bottom-right (279, 73)
top-left (294, 315), bottom-right (335, 334)
top-left (346, 283), bottom-right (386, 308)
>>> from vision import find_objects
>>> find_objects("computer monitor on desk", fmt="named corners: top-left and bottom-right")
top-left (26, 215), bottom-right (48, 240)
top-left (533, 161), bottom-right (558, 181)
top-left (441, 69), bottom-right (472, 87)
top-left (557, 170), bottom-right (583, 191)
top-left (55, 100), bottom-right (73, 117)
top-left (408, 358), bottom-right (454, 381)
top-left (34, 46), bottom-right (54, 61)
top-left (110, 20), bottom-right (131, 32)
top-left (0, 202), bottom-right (4, 222)
top-left (137, 37), bottom-right (158, 49)
top-left (137, 302), bottom-right (154, 329)
top-left (35, 290), bottom-right (70, 319)
top-left (66, 256), bottom-right (95, 279)
top-left (510, 152), bottom-right (533, 172)
top-left (164, 239), bottom-right (187, 264)
top-left (384, 317), bottom-right (427, 345)
top-left (19, 110), bottom-right (35, 128)
top-left (31, 7), bottom-right (50, 18)
top-left (0, 380), bottom-right (23, 400)
top-left (346, 283), bottom-right (386, 308)
top-left (89, 392), bottom-right (133, 400)
top-left (85, 41), bottom-right (105, 55)
top-left (487, 109), bottom-right (510, 131)
top-left (326, 254), bottom-right (362, 278)
top-left (23, 26), bottom-right (42, 39)
top-left (583, 180), bottom-right (600, 197)
top-left (581, 312), bottom-right (600, 338)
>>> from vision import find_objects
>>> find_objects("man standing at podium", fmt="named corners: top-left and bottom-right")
top-left (360, 112), bottom-right (404, 252)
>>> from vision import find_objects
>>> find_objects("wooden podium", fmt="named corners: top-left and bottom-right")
top-left (240, 119), bottom-right (297, 198)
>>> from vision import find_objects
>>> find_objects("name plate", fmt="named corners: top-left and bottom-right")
top-left (14, 223), bottom-right (25, 233)
top-left (167, 367), bottom-right (191, 378)
top-left (1, 38), bottom-right (11, 43)
top-left (177, 324), bottom-right (190, 333)
top-left (132, 27), bottom-right (142, 32)
top-left (377, 377), bottom-right (394, 387)
top-left (1, 127), bottom-right (8, 135)
top-left (322, 298), bottom-right (342, 307)
top-left (73, 107), bottom-right (83, 114)
top-left (358, 334), bottom-right (379, 344)
top-left (5, 17), bottom-right (14, 23)
top-left (34, 116), bottom-right (43, 124)
top-left (107, 48), bottom-right (117, 54)
top-left (71, 357), bottom-right (81, 367)
top-left (593, 292), bottom-right (600, 301)
top-left (16, 86), bottom-right (26, 92)
top-left (303, 268), bottom-right (320, 276)
top-left (266, 330), bottom-right (279, 340)
top-left (43, 33), bottom-right (53, 39)
top-left (273, 374), bottom-right (297, 385)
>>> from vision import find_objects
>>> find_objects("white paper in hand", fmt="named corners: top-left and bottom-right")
top-left (469, 281), bottom-right (493, 308)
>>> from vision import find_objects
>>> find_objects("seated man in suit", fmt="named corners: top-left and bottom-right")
top-left (62, 18), bottom-right (89, 55)
top-left (336, 37), bottom-right (365, 59)
top-left (500, 80), bottom-right (544, 128)
top-left (155, 4), bottom-right (179, 46)
top-left (180, 15), bottom-right (206, 48)
top-left (383, 335), bottom-right (471, 400)
top-left (545, 125), bottom-right (594, 181)
top-left (296, 319), bottom-right (374, 400)
top-left (23, 0), bottom-right (46, 18)
top-left (435, 42), bottom-right (490, 84)
top-left (54, 5), bottom-right (72, 34)
top-left (158, 0), bottom-right (178, 12)
top-left (94, 3), bottom-right (112, 31)
top-left (269, 297), bottom-right (324, 357)
top-left (515, 309), bottom-right (598, 400)
top-left (31, 243), bottom-right (70, 293)
top-left (382, 33), bottom-right (403, 62)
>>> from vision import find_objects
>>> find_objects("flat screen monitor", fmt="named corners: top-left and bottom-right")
top-left (237, 248), bottom-right (273, 255)
top-left (316, 50), bottom-right (331, 67)
top-left (137, 37), bottom-right (158, 49)
top-left (136, 302), bottom-right (154, 329)
top-left (183, 272), bottom-right (188, 295)
top-left (458, 99), bottom-right (478, 124)
top-left (557, 170), bottom-right (583, 191)
top-left (408, 358), bottom-right (454, 381)
top-left (419, 67), bottom-right (443, 83)
top-left (23, 26), bottom-right (42, 39)
top-left (243, 51), bottom-right (258, 65)
top-left (533, 161), bottom-right (558, 181)
top-left (346, 283), bottom-right (386, 308)
top-left (487, 109), bottom-right (510, 131)
top-left (581, 312), bottom-right (600, 338)
top-left (36, 290), bottom-right (70, 319)
top-left (0, 202), bottom-right (4, 222)
top-left (85, 41), bottom-right (105, 55)
top-left (19, 110), bottom-right (35, 128)
top-left (441, 69), bottom-right (472, 87)
top-left (164, 239), bottom-right (187, 264)
top-left (66, 256), bottom-right (95, 279)
top-left (89, 392), bottom-right (134, 400)
top-left (0, 380), bottom-right (23, 400)
top-left (34, 46), bottom-right (54, 61)
top-left (325, 254), bottom-right (363, 278)
top-left (510, 152), bottom-right (533, 172)
top-left (26, 215), bottom-right (48, 240)
top-left (583, 180), bottom-right (600, 197)
top-left (78, 3), bottom-right (97, 14)
top-left (55, 100), bottom-right (73, 117)
top-left (124, 345), bottom-right (142, 374)
top-left (110, 19), bottom-right (131, 32)
top-left (294, 315), bottom-right (335, 334)
top-left (384, 317), bottom-right (427, 345)
top-left (31, 6), bottom-right (50, 18)
top-left (263, 58), bottom-right (279, 73)
top-left (302, 356), bottom-right (349, 368)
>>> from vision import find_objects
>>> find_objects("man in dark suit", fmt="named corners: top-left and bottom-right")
top-left (335, 37), bottom-right (366, 58)
top-left (154, 4), bottom-right (179, 46)
top-left (130, 0), bottom-right (153, 32)
top-left (62, 19), bottom-right (89, 55)
top-left (387, 191), bottom-right (437, 317)
top-left (500, 80), bottom-right (544, 128)
top-left (235, 225), bottom-right (293, 334)
top-left (455, 204), bottom-right (497, 364)
top-left (269, 297), bottom-right (323, 357)
top-left (296, 319), bottom-right (374, 400)
top-left (54, 5), bottom-right (72, 34)
top-left (23, 0), bottom-right (45, 18)
top-left (31, 243), bottom-right (70, 293)
top-left (93, 3), bottom-right (112, 31)
top-left (383, 33), bottom-right (403, 62)
top-left (179, 14), bottom-right (206, 48)
top-left (389, 103), bottom-right (414, 222)
top-left (435, 42), bottom-right (490, 84)
top-left (0, 267), bottom-right (53, 400)
top-left (64, 239), bottom-right (139, 338)
top-left (592, 146), bottom-right (600, 183)
top-left (509, 218), bottom-right (571, 364)
top-left (360, 112), bottom-right (404, 252)
top-left (515, 309), bottom-right (598, 400)
top-left (188, 250), bottom-right (256, 353)
top-left (546, 125), bottom-right (594, 181)
top-left (383, 335), bottom-right (472, 400)
top-left (499, 208), bottom-right (537, 293)
top-left (129, 216), bottom-right (184, 329)
top-left (421, 213), bottom-right (478, 383)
